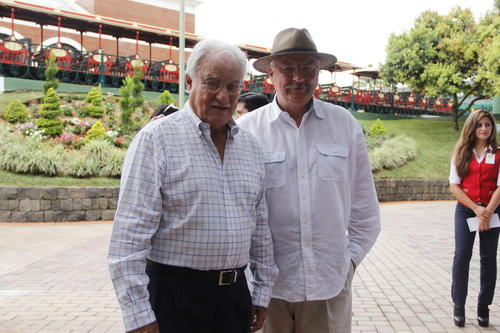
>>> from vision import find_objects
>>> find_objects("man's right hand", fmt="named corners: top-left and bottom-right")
top-left (128, 322), bottom-right (160, 333)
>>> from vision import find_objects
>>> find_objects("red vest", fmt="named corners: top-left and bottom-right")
top-left (460, 150), bottom-right (500, 204)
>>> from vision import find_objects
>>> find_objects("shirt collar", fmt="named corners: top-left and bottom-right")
top-left (270, 96), bottom-right (323, 122)
top-left (184, 101), bottom-right (239, 138)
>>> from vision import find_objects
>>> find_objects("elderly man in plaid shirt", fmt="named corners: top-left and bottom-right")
top-left (108, 39), bottom-right (277, 333)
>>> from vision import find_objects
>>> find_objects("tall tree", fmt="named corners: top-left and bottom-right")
top-left (381, 6), bottom-right (499, 130)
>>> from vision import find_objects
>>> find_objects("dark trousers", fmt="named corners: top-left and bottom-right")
top-left (146, 263), bottom-right (252, 333)
top-left (452, 202), bottom-right (499, 306)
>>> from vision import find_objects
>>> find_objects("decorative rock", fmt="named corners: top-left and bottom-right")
top-left (101, 210), bottom-right (116, 220)
top-left (26, 211), bottom-right (45, 222)
top-left (0, 187), bottom-right (18, 200)
top-left (68, 187), bottom-right (86, 199)
top-left (86, 210), bottom-right (102, 221)
top-left (0, 210), bottom-right (12, 222)
top-left (60, 199), bottom-right (74, 211)
top-left (19, 200), bottom-right (40, 212)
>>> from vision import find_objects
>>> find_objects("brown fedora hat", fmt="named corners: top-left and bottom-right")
top-left (253, 27), bottom-right (337, 73)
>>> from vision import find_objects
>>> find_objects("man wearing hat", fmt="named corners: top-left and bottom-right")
top-left (237, 28), bottom-right (380, 332)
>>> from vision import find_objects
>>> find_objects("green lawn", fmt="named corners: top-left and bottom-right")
top-left (0, 169), bottom-right (120, 186)
top-left (357, 117), bottom-right (461, 179)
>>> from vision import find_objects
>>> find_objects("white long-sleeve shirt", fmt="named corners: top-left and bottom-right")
top-left (237, 97), bottom-right (380, 302)
top-left (108, 104), bottom-right (277, 331)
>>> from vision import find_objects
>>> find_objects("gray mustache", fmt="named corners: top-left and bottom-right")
top-left (285, 84), bottom-right (311, 90)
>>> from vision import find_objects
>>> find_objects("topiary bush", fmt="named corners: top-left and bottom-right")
top-left (36, 87), bottom-right (64, 136)
top-left (369, 119), bottom-right (387, 137)
top-left (40, 88), bottom-right (62, 119)
top-left (84, 121), bottom-right (106, 143)
top-left (85, 85), bottom-right (105, 118)
top-left (35, 118), bottom-right (63, 136)
top-left (4, 100), bottom-right (28, 123)
top-left (43, 55), bottom-right (59, 94)
top-left (159, 90), bottom-right (174, 105)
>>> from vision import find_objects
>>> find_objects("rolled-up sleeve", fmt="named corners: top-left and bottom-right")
top-left (348, 124), bottom-right (381, 266)
top-left (108, 130), bottom-right (164, 331)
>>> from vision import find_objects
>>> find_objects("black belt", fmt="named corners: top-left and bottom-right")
top-left (146, 259), bottom-right (246, 286)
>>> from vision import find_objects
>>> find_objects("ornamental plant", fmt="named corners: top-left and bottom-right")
top-left (119, 77), bottom-right (134, 129)
top-left (36, 87), bottom-right (64, 136)
top-left (131, 64), bottom-right (145, 109)
top-left (16, 122), bottom-right (45, 141)
top-left (84, 85), bottom-right (105, 118)
top-left (35, 118), bottom-right (64, 137)
top-left (43, 55), bottom-right (59, 94)
top-left (369, 119), bottom-right (387, 137)
top-left (84, 120), bottom-right (106, 143)
top-left (53, 132), bottom-right (84, 149)
top-left (159, 90), bottom-right (174, 105)
top-left (4, 100), bottom-right (28, 123)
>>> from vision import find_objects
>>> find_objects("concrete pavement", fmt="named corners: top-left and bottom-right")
top-left (0, 201), bottom-right (498, 332)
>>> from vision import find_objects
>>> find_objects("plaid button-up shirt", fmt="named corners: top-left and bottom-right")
top-left (108, 103), bottom-right (277, 331)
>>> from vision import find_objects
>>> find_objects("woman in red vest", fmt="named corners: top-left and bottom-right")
top-left (449, 110), bottom-right (500, 327)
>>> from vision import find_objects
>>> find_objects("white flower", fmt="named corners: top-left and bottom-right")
top-left (106, 130), bottom-right (118, 138)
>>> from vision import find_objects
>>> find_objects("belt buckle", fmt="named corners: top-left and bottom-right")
top-left (218, 270), bottom-right (237, 286)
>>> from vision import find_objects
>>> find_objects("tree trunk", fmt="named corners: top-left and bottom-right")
top-left (452, 106), bottom-right (459, 131)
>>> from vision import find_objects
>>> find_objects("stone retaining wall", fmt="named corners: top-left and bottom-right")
top-left (0, 180), bottom-right (453, 222)
top-left (375, 179), bottom-right (453, 202)
top-left (0, 186), bottom-right (118, 222)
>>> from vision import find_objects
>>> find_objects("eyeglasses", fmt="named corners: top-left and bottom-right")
top-left (272, 63), bottom-right (319, 76)
top-left (201, 78), bottom-right (242, 95)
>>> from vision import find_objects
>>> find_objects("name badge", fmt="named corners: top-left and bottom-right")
top-left (486, 153), bottom-right (495, 164)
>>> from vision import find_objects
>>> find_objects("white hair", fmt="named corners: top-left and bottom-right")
top-left (186, 39), bottom-right (247, 79)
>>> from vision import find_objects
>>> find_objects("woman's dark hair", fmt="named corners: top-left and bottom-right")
top-left (454, 110), bottom-right (497, 178)
top-left (238, 92), bottom-right (269, 112)
top-left (151, 104), bottom-right (178, 119)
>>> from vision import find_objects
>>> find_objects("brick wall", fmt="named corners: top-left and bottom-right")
top-left (0, 180), bottom-right (454, 223)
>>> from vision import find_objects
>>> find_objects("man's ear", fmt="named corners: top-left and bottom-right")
top-left (185, 74), bottom-right (193, 92)
top-left (268, 67), bottom-right (275, 81)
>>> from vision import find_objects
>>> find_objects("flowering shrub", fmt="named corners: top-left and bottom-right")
top-left (16, 122), bottom-right (45, 140)
top-left (114, 137), bottom-right (125, 148)
top-left (67, 118), bottom-right (91, 135)
top-left (53, 132), bottom-right (84, 149)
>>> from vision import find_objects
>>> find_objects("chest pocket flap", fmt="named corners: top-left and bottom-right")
top-left (263, 150), bottom-right (286, 188)
top-left (317, 144), bottom-right (348, 158)
top-left (264, 150), bottom-right (286, 163)
top-left (317, 144), bottom-right (348, 181)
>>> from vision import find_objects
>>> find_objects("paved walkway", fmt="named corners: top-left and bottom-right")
top-left (0, 201), bottom-right (498, 333)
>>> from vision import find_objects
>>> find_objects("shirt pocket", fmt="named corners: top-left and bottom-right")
top-left (317, 144), bottom-right (349, 181)
top-left (263, 150), bottom-right (286, 189)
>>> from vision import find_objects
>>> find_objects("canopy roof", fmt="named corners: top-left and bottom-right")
top-left (0, 0), bottom-right (271, 58)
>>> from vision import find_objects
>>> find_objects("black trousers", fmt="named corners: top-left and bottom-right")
top-left (452, 202), bottom-right (499, 306)
top-left (146, 263), bottom-right (252, 333)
